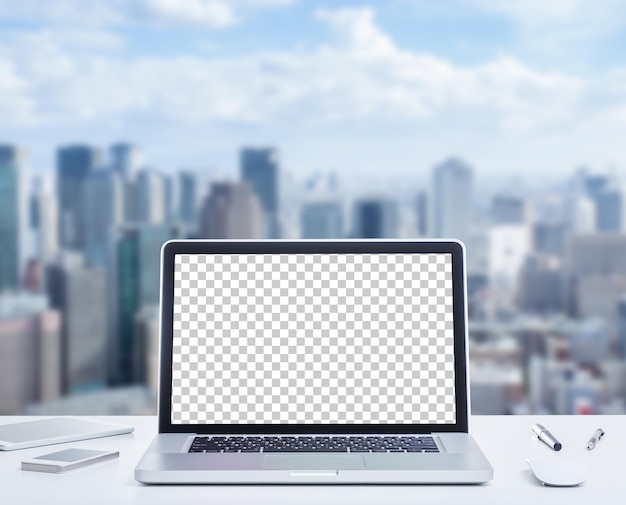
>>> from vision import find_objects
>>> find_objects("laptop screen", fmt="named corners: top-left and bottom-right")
top-left (170, 251), bottom-right (457, 426)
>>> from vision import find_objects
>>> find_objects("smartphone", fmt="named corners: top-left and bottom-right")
top-left (21, 448), bottom-right (119, 473)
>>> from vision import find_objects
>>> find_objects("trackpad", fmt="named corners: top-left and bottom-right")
top-left (263, 454), bottom-right (365, 470)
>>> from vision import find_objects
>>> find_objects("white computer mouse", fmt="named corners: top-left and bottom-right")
top-left (526, 456), bottom-right (588, 487)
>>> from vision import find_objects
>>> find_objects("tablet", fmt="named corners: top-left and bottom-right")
top-left (0, 417), bottom-right (134, 451)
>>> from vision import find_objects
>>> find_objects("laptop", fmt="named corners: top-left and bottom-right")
top-left (135, 239), bottom-right (493, 484)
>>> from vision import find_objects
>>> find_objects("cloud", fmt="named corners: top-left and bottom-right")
top-left (468, 0), bottom-right (626, 56)
top-left (1, 5), bottom-right (625, 174)
top-left (0, 0), bottom-right (296, 28)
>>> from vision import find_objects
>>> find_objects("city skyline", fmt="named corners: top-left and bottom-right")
top-left (4, 138), bottom-right (626, 416)
top-left (1, 2), bottom-right (625, 178)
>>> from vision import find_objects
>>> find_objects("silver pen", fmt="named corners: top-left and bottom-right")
top-left (587, 428), bottom-right (605, 450)
top-left (531, 423), bottom-right (562, 451)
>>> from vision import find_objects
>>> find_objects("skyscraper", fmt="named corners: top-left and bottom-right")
top-left (46, 254), bottom-right (108, 393)
top-left (30, 175), bottom-right (59, 264)
top-left (198, 181), bottom-right (263, 239)
top-left (130, 169), bottom-right (166, 225)
top-left (301, 201), bottom-right (343, 239)
top-left (240, 148), bottom-right (280, 238)
top-left (352, 198), bottom-right (398, 238)
top-left (110, 143), bottom-right (142, 181)
top-left (0, 292), bottom-right (61, 414)
top-left (84, 169), bottom-right (124, 266)
top-left (178, 170), bottom-right (199, 228)
top-left (115, 224), bottom-right (179, 384)
top-left (57, 145), bottom-right (102, 250)
top-left (415, 190), bottom-right (428, 236)
top-left (432, 158), bottom-right (474, 244)
top-left (595, 184), bottom-right (626, 233)
top-left (0, 145), bottom-right (26, 291)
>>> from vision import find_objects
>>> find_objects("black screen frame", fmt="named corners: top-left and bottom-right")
top-left (158, 240), bottom-right (469, 435)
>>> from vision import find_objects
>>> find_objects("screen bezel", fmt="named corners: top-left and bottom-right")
top-left (158, 240), bottom-right (469, 435)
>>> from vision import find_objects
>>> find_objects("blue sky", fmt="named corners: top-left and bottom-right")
top-left (0, 0), bottom-right (625, 185)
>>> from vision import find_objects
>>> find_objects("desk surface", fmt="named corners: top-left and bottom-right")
top-left (0, 415), bottom-right (624, 504)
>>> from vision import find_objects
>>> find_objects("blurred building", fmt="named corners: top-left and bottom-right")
top-left (619, 296), bottom-right (626, 360)
top-left (0, 145), bottom-right (27, 291)
top-left (533, 222), bottom-right (566, 256)
top-left (469, 363), bottom-right (524, 414)
top-left (198, 181), bottom-right (263, 239)
top-left (240, 147), bottom-right (281, 238)
top-left (564, 234), bottom-right (626, 329)
top-left (432, 157), bottom-right (474, 244)
top-left (595, 184), bottom-right (626, 233)
top-left (130, 169), bottom-right (166, 224)
top-left (116, 224), bottom-right (179, 384)
top-left (554, 370), bottom-right (601, 415)
top-left (488, 224), bottom-right (531, 315)
top-left (30, 175), bottom-right (59, 264)
top-left (353, 197), bottom-right (398, 238)
top-left (57, 145), bottom-right (102, 250)
top-left (84, 169), bottom-right (124, 267)
top-left (163, 172), bottom-right (178, 223)
top-left (565, 318), bottom-right (610, 367)
top-left (415, 190), bottom-right (428, 236)
top-left (518, 255), bottom-right (564, 314)
top-left (47, 254), bottom-right (108, 393)
top-left (110, 143), bottom-right (142, 181)
top-left (564, 193), bottom-right (596, 234)
top-left (25, 385), bottom-right (154, 416)
top-left (491, 194), bottom-right (528, 225)
top-left (301, 200), bottom-right (343, 239)
top-left (0, 292), bottom-right (61, 414)
top-left (133, 305), bottom-right (160, 405)
top-left (178, 170), bottom-right (199, 230)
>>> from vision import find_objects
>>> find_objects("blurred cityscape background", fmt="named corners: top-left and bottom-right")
top-left (1, 2), bottom-right (626, 416)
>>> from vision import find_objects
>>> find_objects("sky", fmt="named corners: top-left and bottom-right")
top-left (1, 0), bottom-right (626, 184)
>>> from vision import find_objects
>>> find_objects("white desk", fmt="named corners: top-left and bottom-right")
top-left (0, 415), bottom-right (624, 504)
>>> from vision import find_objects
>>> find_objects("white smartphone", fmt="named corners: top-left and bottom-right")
top-left (21, 448), bottom-right (119, 473)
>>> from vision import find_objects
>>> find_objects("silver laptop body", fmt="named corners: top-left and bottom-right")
top-left (135, 239), bottom-right (493, 484)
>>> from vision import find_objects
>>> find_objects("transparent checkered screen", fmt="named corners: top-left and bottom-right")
top-left (171, 253), bottom-right (456, 424)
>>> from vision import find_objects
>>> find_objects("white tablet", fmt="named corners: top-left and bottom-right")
top-left (0, 417), bottom-right (134, 451)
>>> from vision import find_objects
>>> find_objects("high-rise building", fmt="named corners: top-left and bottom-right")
top-left (491, 194), bottom-right (527, 225)
top-left (110, 143), bottom-right (142, 181)
top-left (116, 224), bottom-right (179, 384)
top-left (353, 198), bottom-right (398, 238)
top-left (415, 191), bottom-right (428, 236)
top-left (240, 148), bottom-right (280, 238)
top-left (57, 145), bottom-right (102, 250)
top-left (198, 181), bottom-right (263, 239)
top-left (565, 193), bottom-right (596, 233)
top-left (0, 145), bottom-right (27, 291)
top-left (432, 158), bottom-right (474, 244)
top-left (566, 318), bottom-right (610, 367)
top-left (533, 222), bottom-right (566, 256)
top-left (163, 173), bottom-right (178, 223)
top-left (133, 305), bottom-right (160, 405)
top-left (595, 184), bottom-right (626, 232)
top-left (301, 201), bottom-right (343, 239)
top-left (518, 255), bottom-right (564, 314)
top-left (130, 169), bottom-right (166, 225)
top-left (30, 175), bottom-right (59, 264)
top-left (618, 296), bottom-right (626, 360)
top-left (47, 254), bottom-right (108, 393)
top-left (84, 170), bottom-right (124, 266)
top-left (178, 170), bottom-right (199, 228)
top-left (0, 292), bottom-right (62, 414)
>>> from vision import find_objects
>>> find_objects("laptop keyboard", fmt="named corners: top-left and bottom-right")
top-left (188, 435), bottom-right (439, 453)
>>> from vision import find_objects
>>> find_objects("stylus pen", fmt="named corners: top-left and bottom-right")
top-left (531, 423), bottom-right (562, 451)
top-left (587, 428), bottom-right (605, 450)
